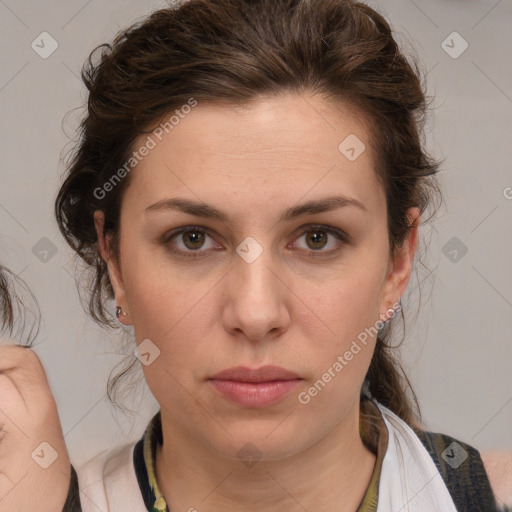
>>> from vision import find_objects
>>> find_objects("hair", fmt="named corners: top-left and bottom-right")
top-left (56, 0), bottom-right (442, 429)
top-left (0, 265), bottom-right (40, 345)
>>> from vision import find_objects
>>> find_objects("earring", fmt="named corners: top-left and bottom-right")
top-left (115, 306), bottom-right (127, 320)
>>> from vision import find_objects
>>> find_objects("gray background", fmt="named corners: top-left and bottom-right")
top-left (0, 0), bottom-right (511, 468)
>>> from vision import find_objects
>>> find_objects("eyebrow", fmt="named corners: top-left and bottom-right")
top-left (144, 195), bottom-right (367, 223)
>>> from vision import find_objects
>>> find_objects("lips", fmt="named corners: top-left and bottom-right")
top-left (209, 365), bottom-right (300, 383)
top-left (208, 366), bottom-right (303, 407)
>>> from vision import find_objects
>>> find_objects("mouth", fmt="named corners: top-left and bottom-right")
top-left (208, 365), bottom-right (303, 407)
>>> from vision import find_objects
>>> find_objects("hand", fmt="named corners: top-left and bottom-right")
top-left (0, 341), bottom-right (71, 512)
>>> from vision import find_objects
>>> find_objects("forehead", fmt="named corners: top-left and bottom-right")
top-left (123, 93), bottom-right (384, 217)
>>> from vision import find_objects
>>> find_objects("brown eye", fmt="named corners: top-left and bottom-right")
top-left (305, 230), bottom-right (329, 250)
top-left (293, 225), bottom-right (348, 257)
top-left (181, 230), bottom-right (206, 250)
top-left (163, 226), bottom-right (218, 257)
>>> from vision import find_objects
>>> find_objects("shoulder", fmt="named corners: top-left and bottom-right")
top-left (480, 449), bottom-right (512, 508)
top-left (77, 442), bottom-right (135, 476)
top-left (75, 442), bottom-right (139, 512)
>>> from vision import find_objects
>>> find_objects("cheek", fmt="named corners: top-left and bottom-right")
top-left (309, 265), bottom-right (384, 341)
top-left (120, 236), bottom-right (194, 336)
top-left (298, 265), bottom-right (385, 388)
top-left (124, 264), bottom-right (211, 415)
top-left (121, 248), bottom-right (219, 376)
top-left (125, 272), bottom-right (204, 351)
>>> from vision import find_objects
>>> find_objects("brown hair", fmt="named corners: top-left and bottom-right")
top-left (0, 265), bottom-right (40, 344)
top-left (56, 0), bottom-right (441, 427)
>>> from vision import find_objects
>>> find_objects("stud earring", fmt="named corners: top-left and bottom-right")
top-left (115, 306), bottom-right (128, 320)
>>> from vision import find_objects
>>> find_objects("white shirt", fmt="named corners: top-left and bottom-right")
top-left (76, 403), bottom-right (468, 512)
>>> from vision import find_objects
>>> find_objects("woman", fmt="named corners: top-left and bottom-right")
top-left (53, 0), bottom-right (511, 510)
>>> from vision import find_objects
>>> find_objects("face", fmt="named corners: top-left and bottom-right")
top-left (95, 93), bottom-right (418, 462)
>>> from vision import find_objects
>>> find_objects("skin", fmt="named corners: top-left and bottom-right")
top-left (0, 343), bottom-right (71, 512)
top-left (481, 451), bottom-right (512, 507)
top-left (95, 92), bottom-right (420, 512)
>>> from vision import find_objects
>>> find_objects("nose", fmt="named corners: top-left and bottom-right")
top-left (222, 239), bottom-right (291, 343)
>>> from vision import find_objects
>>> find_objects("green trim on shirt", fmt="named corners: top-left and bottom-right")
top-left (356, 400), bottom-right (388, 511)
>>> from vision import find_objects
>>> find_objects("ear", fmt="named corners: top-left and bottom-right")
top-left (379, 207), bottom-right (420, 319)
top-left (93, 210), bottom-right (131, 324)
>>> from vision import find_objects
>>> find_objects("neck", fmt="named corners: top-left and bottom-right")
top-left (155, 402), bottom-right (377, 512)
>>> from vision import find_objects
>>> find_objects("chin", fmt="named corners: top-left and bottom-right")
top-left (205, 420), bottom-right (310, 462)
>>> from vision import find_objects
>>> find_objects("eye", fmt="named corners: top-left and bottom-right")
top-left (291, 225), bottom-right (348, 257)
top-left (162, 224), bottom-right (348, 259)
top-left (163, 226), bottom-right (219, 257)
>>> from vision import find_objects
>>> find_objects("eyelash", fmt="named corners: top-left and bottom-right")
top-left (161, 224), bottom-right (349, 259)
